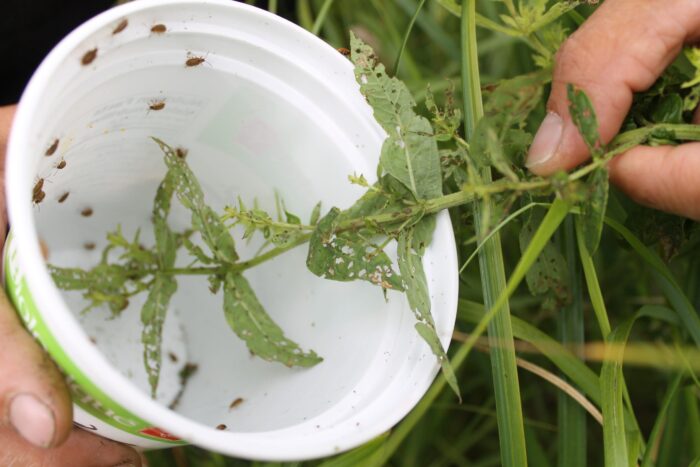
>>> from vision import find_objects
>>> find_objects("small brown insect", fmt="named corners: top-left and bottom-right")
top-left (83, 242), bottom-right (96, 251)
top-left (89, 336), bottom-right (97, 344)
top-left (33, 190), bottom-right (46, 204)
top-left (58, 191), bottom-right (70, 203)
top-left (81, 207), bottom-right (93, 217)
top-left (45, 138), bottom-right (59, 156)
top-left (175, 147), bottom-right (188, 159)
top-left (151, 23), bottom-right (167, 34)
top-left (216, 424), bottom-right (227, 430)
top-left (229, 398), bottom-right (244, 410)
top-left (168, 352), bottom-right (179, 363)
top-left (39, 238), bottom-right (49, 260)
top-left (81, 48), bottom-right (98, 66)
top-left (33, 178), bottom-right (44, 195)
top-left (148, 99), bottom-right (166, 111)
top-left (112, 18), bottom-right (128, 35)
top-left (57, 160), bottom-right (67, 169)
top-left (337, 47), bottom-right (351, 57)
top-left (185, 55), bottom-right (206, 67)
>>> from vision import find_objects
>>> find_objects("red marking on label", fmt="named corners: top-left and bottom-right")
top-left (139, 427), bottom-right (181, 441)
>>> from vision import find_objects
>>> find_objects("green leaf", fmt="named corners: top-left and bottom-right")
top-left (567, 84), bottom-right (602, 158)
top-left (153, 172), bottom-right (177, 268)
top-left (350, 33), bottom-right (442, 200)
top-left (309, 201), bottom-right (322, 225)
top-left (518, 209), bottom-right (569, 302)
top-left (306, 208), bottom-right (404, 291)
top-left (222, 272), bottom-right (321, 367)
top-left (182, 234), bottom-right (214, 265)
top-left (141, 273), bottom-right (178, 397)
top-left (578, 167), bottom-right (609, 255)
top-left (424, 81), bottom-right (462, 141)
top-left (152, 138), bottom-right (238, 265)
top-left (397, 226), bottom-right (460, 399)
top-left (483, 70), bottom-right (547, 124)
top-left (651, 94), bottom-right (684, 124)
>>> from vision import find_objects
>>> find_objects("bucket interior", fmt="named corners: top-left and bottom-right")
top-left (20, 1), bottom-right (455, 446)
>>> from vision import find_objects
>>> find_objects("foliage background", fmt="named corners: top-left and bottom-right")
top-left (144, 1), bottom-right (700, 466)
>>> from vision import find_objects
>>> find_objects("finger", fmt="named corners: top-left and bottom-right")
top-left (0, 289), bottom-right (73, 448)
top-left (0, 426), bottom-right (143, 467)
top-left (527, 0), bottom-right (700, 175)
top-left (608, 142), bottom-right (700, 220)
top-left (0, 104), bottom-right (16, 246)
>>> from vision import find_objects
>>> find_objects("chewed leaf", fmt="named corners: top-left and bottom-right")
top-left (397, 228), bottom-right (432, 325)
top-left (578, 167), bottom-right (609, 255)
top-left (153, 172), bottom-right (177, 268)
top-left (222, 272), bottom-right (321, 367)
top-left (398, 226), bottom-right (459, 399)
top-left (519, 209), bottom-right (570, 302)
top-left (350, 33), bottom-right (442, 200)
top-left (484, 71), bottom-right (546, 123)
top-left (141, 274), bottom-right (177, 397)
top-left (151, 138), bottom-right (238, 265)
top-left (306, 208), bottom-right (404, 291)
top-left (567, 84), bottom-right (603, 158)
top-left (415, 322), bottom-right (460, 401)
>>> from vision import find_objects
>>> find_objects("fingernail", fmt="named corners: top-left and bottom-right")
top-left (527, 111), bottom-right (564, 168)
top-left (8, 393), bottom-right (55, 448)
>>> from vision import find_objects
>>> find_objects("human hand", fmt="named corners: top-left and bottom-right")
top-left (526, 0), bottom-right (700, 220)
top-left (0, 104), bottom-right (143, 466)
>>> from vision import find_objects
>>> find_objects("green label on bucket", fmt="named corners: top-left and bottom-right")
top-left (3, 233), bottom-right (186, 445)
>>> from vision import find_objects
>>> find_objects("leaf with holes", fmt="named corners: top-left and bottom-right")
top-left (223, 272), bottom-right (321, 367)
top-left (306, 208), bottom-right (404, 291)
top-left (141, 274), bottom-right (177, 396)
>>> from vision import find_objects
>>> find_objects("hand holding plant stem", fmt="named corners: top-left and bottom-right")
top-left (527, 0), bottom-right (700, 220)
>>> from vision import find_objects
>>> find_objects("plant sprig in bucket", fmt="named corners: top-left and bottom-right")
top-left (47, 34), bottom-right (700, 400)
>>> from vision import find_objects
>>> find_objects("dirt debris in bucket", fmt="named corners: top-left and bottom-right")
top-left (81, 48), bottom-right (98, 66)
top-left (45, 138), bottom-right (59, 156)
top-left (150, 23), bottom-right (167, 34)
top-left (148, 98), bottom-right (166, 112)
top-left (58, 191), bottom-right (69, 203)
top-left (229, 398), bottom-right (244, 410)
top-left (56, 160), bottom-right (66, 170)
top-left (80, 207), bottom-right (93, 217)
top-left (112, 18), bottom-right (128, 35)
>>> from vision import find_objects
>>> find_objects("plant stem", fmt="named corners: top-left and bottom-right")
top-left (461, 1), bottom-right (528, 466)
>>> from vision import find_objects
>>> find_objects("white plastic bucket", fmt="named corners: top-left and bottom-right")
top-left (4, 0), bottom-right (458, 460)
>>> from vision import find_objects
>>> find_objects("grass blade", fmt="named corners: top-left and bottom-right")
top-left (640, 373), bottom-right (683, 467)
top-left (393, 0), bottom-right (427, 73)
top-left (604, 217), bottom-right (700, 348)
top-left (311, 0), bottom-right (335, 35)
top-left (558, 217), bottom-right (587, 467)
top-left (461, 1), bottom-right (527, 464)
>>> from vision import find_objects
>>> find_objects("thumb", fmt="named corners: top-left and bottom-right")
top-left (526, 0), bottom-right (700, 175)
top-left (0, 289), bottom-right (74, 448)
